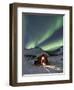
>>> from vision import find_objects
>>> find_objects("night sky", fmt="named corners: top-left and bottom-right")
top-left (22, 13), bottom-right (63, 51)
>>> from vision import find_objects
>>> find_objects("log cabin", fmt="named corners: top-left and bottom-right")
top-left (34, 54), bottom-right (48, 65)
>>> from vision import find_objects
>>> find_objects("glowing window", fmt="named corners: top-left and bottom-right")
top-left (41, 56), bottom-right (45, 60)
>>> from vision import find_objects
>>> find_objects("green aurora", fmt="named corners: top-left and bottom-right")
top-left (23, 14), bottom-right (63, 51)
top-left (41, 38), bottom-right (63, 51)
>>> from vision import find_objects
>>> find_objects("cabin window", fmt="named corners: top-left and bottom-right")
top-left (41, 56), bottom-right (45, 60)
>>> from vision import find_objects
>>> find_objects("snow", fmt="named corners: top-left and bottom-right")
top-left (22, 55), bottom-right (63, 75)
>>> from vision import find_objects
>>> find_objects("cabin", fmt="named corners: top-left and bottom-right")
top-left (34, 54), bottom-right (49, 65)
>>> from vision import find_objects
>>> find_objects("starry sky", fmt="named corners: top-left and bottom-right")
top-left (22, 13), bottom-right (63, 51)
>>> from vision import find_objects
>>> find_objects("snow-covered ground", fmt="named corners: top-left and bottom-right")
top-left (22, 55), bottom-right (63, 75)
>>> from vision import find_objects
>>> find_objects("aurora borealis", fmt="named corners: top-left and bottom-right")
top-left (22, 13), bottom-right (63, 51)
